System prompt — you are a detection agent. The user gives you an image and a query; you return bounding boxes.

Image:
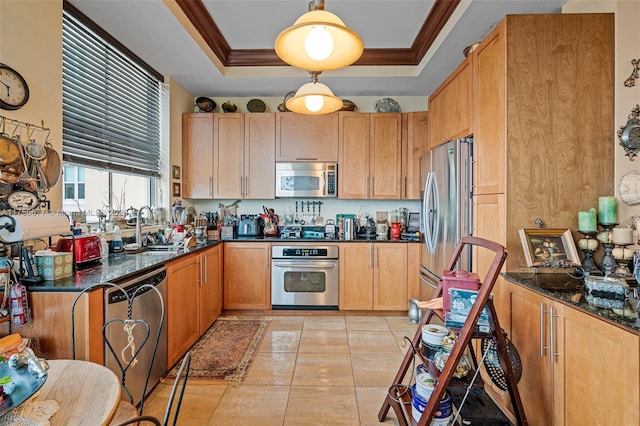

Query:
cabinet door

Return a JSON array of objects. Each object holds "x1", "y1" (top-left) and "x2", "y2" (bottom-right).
[
  {"x1": 223, "y1": 242, "x2": 270, "y2": 309},
  {"x1": 339, "y1": 243, "x2": 373, "y2": 310},
  {"x1": 374, "y1": 243, "x2": 408, "y2": 310},
  {"x1": 428, "y1": 57, "x2": 473, "y2": 147},
  {"x1": 403, "y1": 112, "x2": 428, "y2": 200},
  {"x1": 554, "y1": 303, "x2": 639, "y2": 426},
  {"x1": 167, "y1": 255, "x2": 201, "y2": 368},
  {"x1": 275, "y1": 113, "x2": 339, "y2": 161},
  {"x1": 199, "y1": 245, "x2": 222, "y2": 334},
  {"x1": 338, "y1": 112, "x2": 370, "y2": 199},
  {"x1": 407, "y1": 243, "x2": 421, "y2": 301},
  {"x1": 473, "y1": 23, "x2": 506, "y2": 195},
  {"x1": 182, "y1": 113, "x2": 213, "y2": 198},
  {"x1": 509, "y1": 284, "x2": 553, "y2": 425},
  {"x1": 370, "y1": 113, "x2": 402, "y2": 199},
  {"x1": 245, "y1": 113, "x2": 275, "y2": 199},
  {"x1": 213, "y1": 113, "x2": 245, "y2": 199}
]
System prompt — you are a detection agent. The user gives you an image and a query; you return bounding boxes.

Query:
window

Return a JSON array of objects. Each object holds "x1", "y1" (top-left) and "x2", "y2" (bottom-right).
[{"x1": 61, "y1": 2, "x2": 162, "y2": 218}]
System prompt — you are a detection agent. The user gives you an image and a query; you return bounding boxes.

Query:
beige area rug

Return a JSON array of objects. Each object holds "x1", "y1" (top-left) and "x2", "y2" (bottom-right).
[{"x1": 165, "y1": 317, "x2": 269, "y2": 386}]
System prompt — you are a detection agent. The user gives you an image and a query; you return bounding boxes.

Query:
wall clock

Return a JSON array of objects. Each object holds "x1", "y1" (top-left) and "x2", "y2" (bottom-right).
[
  {"x1": 618, "y1": 104, "x2": 640, "y2": 161},
  {"x1": 0, "y1": 63, "x2": 30, "y2": 111}
]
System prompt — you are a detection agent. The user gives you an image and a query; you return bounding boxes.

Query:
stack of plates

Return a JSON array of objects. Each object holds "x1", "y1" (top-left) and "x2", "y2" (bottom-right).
[{"x1": 619, "y1": 170, "x2": 640, "y2": 205}]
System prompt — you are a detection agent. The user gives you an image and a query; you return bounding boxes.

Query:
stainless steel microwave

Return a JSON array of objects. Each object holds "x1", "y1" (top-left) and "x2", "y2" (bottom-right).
[{"x1": 275, "y1": 162, "x2": 337, "y2": 198}]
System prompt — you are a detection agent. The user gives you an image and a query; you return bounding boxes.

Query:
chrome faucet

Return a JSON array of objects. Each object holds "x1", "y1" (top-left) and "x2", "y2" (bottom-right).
[{"x1": 136, "y1": 206, "x2": 154, "y2": 248}]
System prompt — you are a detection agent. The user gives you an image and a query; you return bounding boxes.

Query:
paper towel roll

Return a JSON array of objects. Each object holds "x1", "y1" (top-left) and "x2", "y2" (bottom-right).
[{"x1": 0, "y1": 214, "x2": 71, "y2": 243}]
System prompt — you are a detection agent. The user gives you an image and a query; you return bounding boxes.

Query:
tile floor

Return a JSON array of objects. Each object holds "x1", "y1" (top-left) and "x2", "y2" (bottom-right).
[{"x1": 142, "y1": 314, "x2": 419, "y2": 425}]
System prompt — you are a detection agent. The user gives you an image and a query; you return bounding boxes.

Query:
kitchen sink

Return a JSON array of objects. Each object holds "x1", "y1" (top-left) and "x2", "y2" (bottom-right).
[{"x1": 145, "y1": 244, "x2": 180, "y2": 251}]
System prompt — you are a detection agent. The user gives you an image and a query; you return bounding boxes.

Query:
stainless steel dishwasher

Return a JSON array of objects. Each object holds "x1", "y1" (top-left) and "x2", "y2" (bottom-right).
[{"x1": 104, "y1": 265, "x2": 167, "y2": 406}]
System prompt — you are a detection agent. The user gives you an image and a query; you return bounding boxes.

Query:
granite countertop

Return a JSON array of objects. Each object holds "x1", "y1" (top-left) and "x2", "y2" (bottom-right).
[
  {"x1": 502, "y1": 272, "x2": 639, "y2": 334},
  {"x1": 23, "y1": 241, "x2": 221, "y2": 292}
]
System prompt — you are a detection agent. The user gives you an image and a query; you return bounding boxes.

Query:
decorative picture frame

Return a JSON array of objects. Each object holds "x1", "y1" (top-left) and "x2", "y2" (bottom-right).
[
  {"x1": 172, "y1": 165, "x2": 181, "y2": 180},
  {"x1": 519, "y1": 229, "x2": 580, "y2": 267},
  {"x1": 172, "y1": 182, "x2": 181, "y2": 197}
]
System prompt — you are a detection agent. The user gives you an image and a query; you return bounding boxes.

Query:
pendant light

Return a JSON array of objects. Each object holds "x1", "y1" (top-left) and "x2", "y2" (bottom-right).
[
  {"x1": 275, "y1": 0, "x2": 364, "y2": 71},
  {"x1": 286, "y1": 72, "x2": 343, "y2": 115}
]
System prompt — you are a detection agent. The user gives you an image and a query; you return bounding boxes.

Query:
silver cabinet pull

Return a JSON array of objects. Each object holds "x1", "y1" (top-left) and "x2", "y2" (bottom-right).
[
  {"x1": 369, "y1": 245, "x2": 373, "y2": 268},
  {"x1": 209, "y1": 177, "x2": 213, "y2": 196},
  {"x1": 197, "y1": 256, "x2": 203, "y2": 286},
  {"x1": 203, "y1": 254, "x2": 208, "y2": 284},
  {"x1": 540, "y1": 303, "x2": 545, "y2": 357},
  {"x1": 550, "y1": 306, "x2": 559, "y2": 363}
]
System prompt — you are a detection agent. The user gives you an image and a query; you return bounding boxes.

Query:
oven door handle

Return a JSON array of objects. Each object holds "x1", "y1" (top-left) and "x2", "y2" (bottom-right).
[{"x1": 272, "y1": 262, "x2": 337, "y2": 269}]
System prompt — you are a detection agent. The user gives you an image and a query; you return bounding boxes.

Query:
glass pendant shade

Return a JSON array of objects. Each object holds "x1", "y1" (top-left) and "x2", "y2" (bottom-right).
[
  {"x1": 286, "y1": 80, "x2": 343, "y2": 115},
  {"x1": 275, "y1": 10, "x2": 364, "y2": 71}
]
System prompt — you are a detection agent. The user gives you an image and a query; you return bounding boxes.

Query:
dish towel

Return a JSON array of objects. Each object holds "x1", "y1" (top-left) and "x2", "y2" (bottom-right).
[{"x1": 0, "y1": 400, "x2": 59, "y2": 426}]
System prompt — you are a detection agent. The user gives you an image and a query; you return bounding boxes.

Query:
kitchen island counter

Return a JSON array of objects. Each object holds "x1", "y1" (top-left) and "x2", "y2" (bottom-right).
[{"x1": 503, "y1": 272, "x2": 639, "y2": 334}]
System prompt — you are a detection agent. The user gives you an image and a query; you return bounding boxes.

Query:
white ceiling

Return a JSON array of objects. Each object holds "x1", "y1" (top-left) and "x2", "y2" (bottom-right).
[{"x1": 68, "y1": 0, "x2": 567, "y2": 99}]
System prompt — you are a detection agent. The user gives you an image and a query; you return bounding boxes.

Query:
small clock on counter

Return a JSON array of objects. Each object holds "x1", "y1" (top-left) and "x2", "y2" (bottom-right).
[{"x1": 0, "y1": 63, "x2": 29, "y2": 111}]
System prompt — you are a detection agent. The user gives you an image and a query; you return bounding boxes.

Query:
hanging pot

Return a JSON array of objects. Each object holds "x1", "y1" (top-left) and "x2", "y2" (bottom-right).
[
  {"x1": 0, "y1": 134, "x2": 22, "y2": 166},
  {"x1": 38, "y1": 144, "x2": 61, "y2": 188}
]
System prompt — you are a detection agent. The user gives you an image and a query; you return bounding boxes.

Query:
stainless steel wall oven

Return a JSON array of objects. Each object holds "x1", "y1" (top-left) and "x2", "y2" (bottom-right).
[{"x1": 271, "y1": 245, "x2": 339, "y2": 309}]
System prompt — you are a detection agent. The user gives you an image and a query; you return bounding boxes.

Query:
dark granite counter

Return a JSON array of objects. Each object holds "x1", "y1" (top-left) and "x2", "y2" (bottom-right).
[
  {"x1": 23, "y1": 241, "x2": 222, "y2": 292},
  {"x1": 226, "y1": 236, "x2": 421, "y2": 243},
  {"x1": 502, "y1": 272, "x2": 639, "y2": 334}
]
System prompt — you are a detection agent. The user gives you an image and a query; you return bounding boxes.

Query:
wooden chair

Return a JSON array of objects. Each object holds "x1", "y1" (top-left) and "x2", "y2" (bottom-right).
[
  {"x1": 113, "y1": 351, "x2": 192, "y2": 426},
  {"x1": 71, "y1": 281, "x2": 165, "y2": 424}
]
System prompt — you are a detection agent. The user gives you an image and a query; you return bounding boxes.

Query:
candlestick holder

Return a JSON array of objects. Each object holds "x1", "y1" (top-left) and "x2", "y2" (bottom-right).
[
  {"x1": 613, "y1": 243, "x2": 634, "y2": 277},
  {"x1": 577, "y1": 231, "x2": 599, "y2": 273},
  {"x1": 597, "y1": 223, "x2": 618, "y2": 276}
]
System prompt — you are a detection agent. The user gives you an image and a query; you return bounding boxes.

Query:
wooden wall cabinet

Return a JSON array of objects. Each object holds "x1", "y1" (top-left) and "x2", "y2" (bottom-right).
[
  {"x1": 402, "y1": 111, "x2": 428, "y2": 200},
  {"x1": 338, "y1": 112, "x2": 403, "y2": 199},
  {"x1": 275, "y1": 113, "x2": 339, "y2": 162},
  {"x1": 509, "y1": 283, "x2": 639, "y2": 426},
  {"x1": 339, "y1": 243, "x2": 408, "y2": 310},
  {"x1": 223, "y1": 242, "x2": 271, "y2": 309},
  {"x1": 471, "y1": 14, "x2": 614, "y2": 271},
  {"x1": 428, "y1": 56, "x2": 473, "y2": 148},
  {"x1": 182, "y1": 113, "x2": 213, "y2": 198},
  {"x1": 243, "y1": 113, "x2": 275, "y2": 199}
]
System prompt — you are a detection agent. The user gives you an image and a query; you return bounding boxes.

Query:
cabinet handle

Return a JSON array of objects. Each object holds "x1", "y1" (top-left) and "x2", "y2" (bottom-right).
[
  {"x1": 376, "y1": 245, "x2": 379, "y2": 268},
  {"x1": 402, "y1": 176, "x2": 406, "y2": 198},
  {"x1": 365, "y1": 177, "x2": 369, "y2": 197},
  {"x1": 244, "y1": 176, "x2": 249, "y2": 197},
  {"x1": 370, "y1": 245, "x2": 373, "y2": 268},
  {"x1": 550, "y1": 306, "x2": 559, "y2": 363},
  {"x1": 203, "y1": 254, "x2": 208, "y2": 284},
  {"x1": 198, "y1": 257, "x2": 203, "y2": 286},
  {"x1": 209, "y1": 177, "x2": 213, "y2": 196},
  {"x1": 371, "y1": 176, "x2": 375, "y2": 197},
  {"x1": 540, "y1": 303, "x2": 547, "y2": 357}
]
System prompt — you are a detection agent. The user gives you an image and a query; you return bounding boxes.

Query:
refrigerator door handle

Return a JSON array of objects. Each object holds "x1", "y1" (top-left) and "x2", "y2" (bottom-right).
[{"x1": 423, "y1": 171, "x2": 440, "y2": 254}]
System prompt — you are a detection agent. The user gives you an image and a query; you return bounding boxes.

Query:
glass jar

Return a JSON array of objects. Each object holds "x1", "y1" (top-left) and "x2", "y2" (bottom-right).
[{"x1": 433, "y1": 342, "x2": 472, "y2": 379}]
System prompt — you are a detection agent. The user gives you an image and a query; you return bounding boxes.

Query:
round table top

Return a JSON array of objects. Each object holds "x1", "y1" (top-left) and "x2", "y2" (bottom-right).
[{"x1": 37, "y1": 359, "x2": 121, "y2": 426}]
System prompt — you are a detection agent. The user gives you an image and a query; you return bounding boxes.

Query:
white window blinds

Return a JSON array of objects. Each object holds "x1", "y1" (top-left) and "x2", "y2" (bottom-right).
[{"x1": 62, "y1": 5, "x2": 162, "y2": 178}]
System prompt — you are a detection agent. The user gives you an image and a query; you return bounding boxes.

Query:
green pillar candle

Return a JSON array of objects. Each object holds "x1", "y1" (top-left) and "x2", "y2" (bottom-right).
[
  {"x1": 578, "y1": 208, "x2": 597, "y2": 232},
  {"x1": 598, "y1": 196, "x2": 617, "y2": 224}
]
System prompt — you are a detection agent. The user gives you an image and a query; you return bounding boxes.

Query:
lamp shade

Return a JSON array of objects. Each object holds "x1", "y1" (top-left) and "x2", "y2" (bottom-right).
[
  {"x1": 275, "y1": 10, "x2": 364, "y2": 71},
  {"x1": 286, "y1": 80, "x2": 343, "y2": 115}
]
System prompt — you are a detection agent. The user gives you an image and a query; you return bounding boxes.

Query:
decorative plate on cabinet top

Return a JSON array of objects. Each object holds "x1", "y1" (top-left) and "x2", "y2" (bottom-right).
[
  {"x1": 374, "y1": 97, "x2": 401, "y2": 113},
  {"x1": 247, "y1": 98, "x2": 266, "y2": 113}
]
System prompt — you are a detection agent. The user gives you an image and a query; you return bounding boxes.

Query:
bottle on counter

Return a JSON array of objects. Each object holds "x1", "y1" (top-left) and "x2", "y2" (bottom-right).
[
  {"x1": 338, "y1": 215, "x2": 344, "y2": 240},
  {"x1": 111, "y1": 226, "x2": 123, "y2": 253},
  {"x1": 100, "y1": 234, "x2": 109, "y2": 261}
]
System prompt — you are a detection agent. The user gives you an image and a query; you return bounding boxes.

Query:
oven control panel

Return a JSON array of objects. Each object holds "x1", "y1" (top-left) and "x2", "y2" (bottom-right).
[{"x1": 272, "y1": 245, "x2": 339, "y2": 259}]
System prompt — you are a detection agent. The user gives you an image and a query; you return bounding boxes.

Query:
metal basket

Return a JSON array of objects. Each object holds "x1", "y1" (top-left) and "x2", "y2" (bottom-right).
[{"x1": 480, "y1": 336, "x2": 523, "y2": 392}]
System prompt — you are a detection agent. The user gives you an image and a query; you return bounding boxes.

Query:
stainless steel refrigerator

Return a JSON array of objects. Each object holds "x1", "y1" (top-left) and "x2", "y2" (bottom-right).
[{"x1": 419, "y1": 137, "x2": 473, "y2": 288}]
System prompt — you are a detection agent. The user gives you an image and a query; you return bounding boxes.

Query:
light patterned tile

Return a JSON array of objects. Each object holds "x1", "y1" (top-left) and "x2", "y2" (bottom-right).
[
  {"x1": 259, "y1": 329, "x2": 301, "y2": 353},
  {"x1": 385, "y1": 315, "x2": 420, "y2": 333},
  {"x1": 243, "y1": 352, "x2": 296, "y2": 386},
  {"x1": 356, "y1": 386, "x2": 401, "y2": 425},
  {"x1": 302, "y1": 316, "x2": 346, "y2": 331},
  {"x1": 348, "y1": 330, "x2": 404, "y2": 354},
  {"x1": 345, "y1": 316, "x2": 390, "y2": 331},
  {"x1": 285, "y1": 386, "x2": 359, "y2": 426},
  {"x1": 298, "y1": 329, "x2": 349, "y2": 353},
  {"x1": 350, "y1": 353, "x2": 405, "y2": 387},
  {"x1": 206, "y1": 385, "x2": 290, "y2": 426},
  {"x1": 144, "y1": 381, "x2": 227, "y2": 425},
  {"x1": 292, "y1": 353, "x2": 353, "y2": 386},
  {"x1": 267, "y1": 315, "x2": 305, "y2": 331}
]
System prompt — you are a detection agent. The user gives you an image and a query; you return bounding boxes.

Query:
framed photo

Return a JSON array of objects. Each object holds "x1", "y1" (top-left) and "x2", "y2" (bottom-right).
[
  {"x1": 172, "y1": 165, "x2": 181, "y2": 180},
  {"x1": 519, "y1": 229, "x2": 580, "y2": 267},
  {"x1": 172, "y1": 182, "x2": 181, "y2": 197}
]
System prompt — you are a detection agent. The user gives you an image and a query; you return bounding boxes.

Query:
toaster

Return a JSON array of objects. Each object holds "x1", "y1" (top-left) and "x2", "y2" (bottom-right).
[{"x1": 56, "y1": 235, "x2": 102, "y2": 264}]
